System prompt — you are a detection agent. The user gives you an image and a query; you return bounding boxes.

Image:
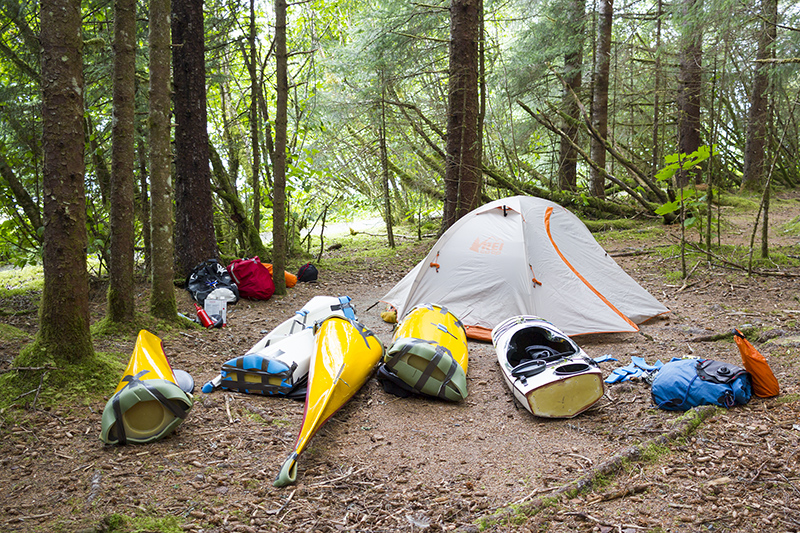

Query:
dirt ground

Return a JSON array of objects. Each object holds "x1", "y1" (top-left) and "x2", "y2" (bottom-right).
[{"x1": 1, "y1": 194, "x2": 799, "y2": 533}]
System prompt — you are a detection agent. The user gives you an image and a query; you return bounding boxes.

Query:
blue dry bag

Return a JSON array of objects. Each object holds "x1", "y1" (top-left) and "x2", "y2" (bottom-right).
[{"x1": 651, "y1": 358, "x2": 752, "y2": 411}]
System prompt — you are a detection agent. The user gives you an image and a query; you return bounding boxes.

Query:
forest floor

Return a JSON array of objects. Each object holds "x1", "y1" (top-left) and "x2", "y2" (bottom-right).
[{"x1": 1, "y1": 192, "x2": 799, "y2": 533}]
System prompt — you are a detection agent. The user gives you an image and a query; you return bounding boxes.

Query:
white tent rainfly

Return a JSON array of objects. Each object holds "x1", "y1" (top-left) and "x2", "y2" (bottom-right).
[{"x1": 381, "y1": 196, "x2": 669, "y2": 341}]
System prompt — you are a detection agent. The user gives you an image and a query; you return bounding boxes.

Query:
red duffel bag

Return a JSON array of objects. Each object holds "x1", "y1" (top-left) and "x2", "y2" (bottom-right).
[{"x1": 228, "y1": 257, "x2": 275, "y2": 300}]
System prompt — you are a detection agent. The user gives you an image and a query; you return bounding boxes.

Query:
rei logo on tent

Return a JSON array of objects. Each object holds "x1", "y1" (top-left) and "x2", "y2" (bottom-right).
[{"x1": 469, "y1": 236, "x2": 504, "y2": 255}]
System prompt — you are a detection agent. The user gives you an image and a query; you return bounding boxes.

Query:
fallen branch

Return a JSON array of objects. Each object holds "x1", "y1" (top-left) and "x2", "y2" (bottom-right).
[
  {"x1": 456, "y1": 405, "x2": 718, "y2": 533},
  {"x1": 688, "y1": 325, "x2": 759, "y2": 343},
  {"x1": 586, "y1": 483, "x2": 650, "y2": 504}
]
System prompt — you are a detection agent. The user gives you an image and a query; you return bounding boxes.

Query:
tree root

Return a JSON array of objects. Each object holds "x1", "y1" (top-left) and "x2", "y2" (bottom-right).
[{"x1": 459, "y1": 405, "x2": 718, "y2": 533}]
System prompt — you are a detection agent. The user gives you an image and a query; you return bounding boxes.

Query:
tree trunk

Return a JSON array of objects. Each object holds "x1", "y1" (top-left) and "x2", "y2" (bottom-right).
[
  {"x1": 677, "y1": 0, "x2": 703, "y2": 187},
  {"x1": 248, "y1": 0, "x2": 261, "y2": 232},
  {"x1": 380, "y1": 83, "x2": 395, "y2": 249},
  {"x1": 172, "y1": 0, "x2": 217, "y2": 278},
  {"x1": 136, "y1": 130, "x2": 151, "y2": 279},
  {"x1": 108, "y1": 0, "x2": 136, "y2": 322},
  {"x1": 149, "y1": 0, "x2": 177, "y2": 320},
  {"x1": 0, "y1": 149, "x2": 42, "y2": 239},
  {"x1": 38, "y1": 0, "x2": 94, "y2": 362},
  {"x1": 741, "y1": 0, "x2": 777, "y2": 191},
  {"x1": 85, "y1": 114, "x2": 111, "y2": 205},
  {"x1": 558, "y1": 0, "x2": 585, "y2": 192},
  {"x1": 442, "y1": 0, "x2": 481, "y2": 232},
  {"x1": 650, "y1": 0, "x2": 663, "y2": 178},
  {"x1": 589, "y1": 0, "x2": 613, "y2": 199},
  {"x1": 272, "y1": 0, "x2": 288, "y2": 296}
]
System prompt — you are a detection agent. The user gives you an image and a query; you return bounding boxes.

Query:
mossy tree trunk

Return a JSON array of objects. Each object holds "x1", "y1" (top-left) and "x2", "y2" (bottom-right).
[
  {"x1": 108, "y1": 0, "x2": 136, "y2": 322},
  {"x1": 149, "y1": 0, "x2": 177, "y2": 320},
  {"x1": 557, "y1": 0, "x2": 585, "y2": 192},
  {"x1": 741, "y1": 0, "x2": 777, "y2": 192},
  {"x1": 38, "y1": 0, "x2": 94, "y2": 362},
  {"x1": 676, "y1": 0, "x2": 703, "y2": 187}
]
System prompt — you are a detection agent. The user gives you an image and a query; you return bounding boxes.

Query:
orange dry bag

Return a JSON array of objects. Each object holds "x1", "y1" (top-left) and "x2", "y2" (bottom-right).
[
  {"x1": 261, "y1": 263, "x2": 298, "y2": 288},
  {"x1": 734, "y1": 329, "x2": 779, "y2": 398}
]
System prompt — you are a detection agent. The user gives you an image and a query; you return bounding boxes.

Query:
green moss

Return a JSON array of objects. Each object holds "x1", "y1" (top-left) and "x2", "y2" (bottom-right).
[
  {"x1": 92, "y1": 311, "x2": 196, "y2": 338},
  {"x1": 641, "y1": 442, "x2": 671, "y2": 462},
  {"x1": 0, "y1": 346, "x2": 123, "y2": 410},
  {"x1": 715, "y1": 192, "x2": 759, "y2": 209},
  {"x1": 0, "y1": 323, "x2": 31, "y2": 341},
  {"x1": 101, "y1": 512, "x2": 184, "y2": 533}
]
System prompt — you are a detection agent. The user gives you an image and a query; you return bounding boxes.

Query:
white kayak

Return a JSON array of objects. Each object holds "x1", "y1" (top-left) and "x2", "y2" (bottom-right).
[
  {"x1": 201, "y1": 296, "x2": 356, "y2": 395},
  {"x1": 247, "y1": 295, "x2": 356, "y2": 353},
  {"x1": 492, "y1": 316, "x2": 604, "y2": 418}
]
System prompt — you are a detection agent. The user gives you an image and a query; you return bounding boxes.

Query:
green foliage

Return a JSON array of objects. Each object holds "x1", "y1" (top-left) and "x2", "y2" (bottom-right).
[{"x1": 654, "y1": 146, "x2": 716, "y2": 226}]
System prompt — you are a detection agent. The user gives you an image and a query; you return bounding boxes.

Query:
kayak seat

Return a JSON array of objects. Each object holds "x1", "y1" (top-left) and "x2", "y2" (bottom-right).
[
  {"x1": 507, "y1": 327, "x2": 577, "y2": 367},
  {"x1": 511, "y1": 359, "x2": 547, "y2": 379}
]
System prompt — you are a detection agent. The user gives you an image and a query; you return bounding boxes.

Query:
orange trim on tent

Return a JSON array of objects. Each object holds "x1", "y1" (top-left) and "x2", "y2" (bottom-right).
[
  {"x1": 464, "y1": 325, "x2": 492, "y2": 342},
  {"x1": 429, "y1": 251, "x2": 441, "y2": 271},
  {"x1": 544, "y1": 207, "x2": 638, "y2": 331}
]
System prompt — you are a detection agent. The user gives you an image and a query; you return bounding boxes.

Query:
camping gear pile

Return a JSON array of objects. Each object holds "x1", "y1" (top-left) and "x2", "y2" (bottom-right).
[
  {"x1": 99, "y1": 196, "x2": 782, "y2": 489},
  {"x1": 185, "y1": 258, "x2": 317, "y2": 327}
]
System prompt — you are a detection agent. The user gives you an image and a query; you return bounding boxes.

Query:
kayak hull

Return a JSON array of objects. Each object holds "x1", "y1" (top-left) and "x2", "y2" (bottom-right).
[
  {"x1": 202, "y1": 296, "x2": 355, "y2": 395},
  {"x1": 380, "y1": 303, "x2": 469, "y2": 401},
  {"x1": 100, "y1": 330, "x2": 193, "y2": 445},
  {"x1": 492, "y1": 316, "x2": 603, "y2": 418},
  {"x1": 274, "y1": 316, "x2": 384, "y2": 487}
]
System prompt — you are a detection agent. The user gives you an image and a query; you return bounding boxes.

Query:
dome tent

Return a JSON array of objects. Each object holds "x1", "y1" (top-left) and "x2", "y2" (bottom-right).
[{"x1": 381, "y1": 196, "x2": 669, "y2": 341}]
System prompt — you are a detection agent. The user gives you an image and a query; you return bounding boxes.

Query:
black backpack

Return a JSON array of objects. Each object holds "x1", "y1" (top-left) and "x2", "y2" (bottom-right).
[
  {"x1": 297, "y1": 263, "x2": 319, "y2": 282},
  {"x1": 186, "y1": 259, "x2": 240, "y2": 306}
]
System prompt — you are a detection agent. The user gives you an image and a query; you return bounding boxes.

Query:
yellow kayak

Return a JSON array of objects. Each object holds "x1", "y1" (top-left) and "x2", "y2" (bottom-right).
[
  {"x1": 100, "y1": 330, "x2": 193, "y2": 444},
  {"x1": 378, "y1": 303, "x2": 469, "y2": 401},
  {"x1": 274, "y1": 316, "x2": 384, "y2": 487}
]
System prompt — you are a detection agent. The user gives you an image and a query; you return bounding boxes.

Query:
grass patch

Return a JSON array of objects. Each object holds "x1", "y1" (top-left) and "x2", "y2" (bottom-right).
[
  {"x1": 775, "y1": 393, "x2": 800, "y2": 404},
  {"x1": 271, "y1": 417, "x2": 293, "y2": 427},
  {"x1": 593, "y1": 225, "x2": 668, "y2": 247},
  {"x1": 319, "y1": 233, "x2": 433, "y2": 273},
  {"x1": 779, "y1": 215, "x2": 800, "y2": 236},
  {"x1": 0, "y1": 264, "x2": 44, "y2": 293}
]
